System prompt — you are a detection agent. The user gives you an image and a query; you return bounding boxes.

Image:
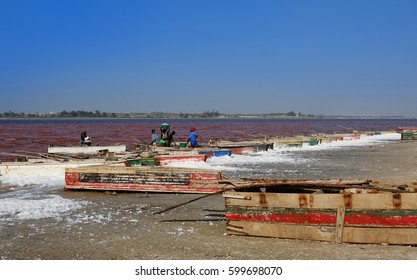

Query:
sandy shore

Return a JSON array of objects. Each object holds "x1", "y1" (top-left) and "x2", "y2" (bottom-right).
[{"x1": 1, "y1": 140, "x2": 417, "y2": 260}]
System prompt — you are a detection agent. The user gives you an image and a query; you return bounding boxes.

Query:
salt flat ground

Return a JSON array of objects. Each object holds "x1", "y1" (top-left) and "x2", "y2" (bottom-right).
[{"x1": 1, "y1": 139, "x2": 417, "y2": 260}]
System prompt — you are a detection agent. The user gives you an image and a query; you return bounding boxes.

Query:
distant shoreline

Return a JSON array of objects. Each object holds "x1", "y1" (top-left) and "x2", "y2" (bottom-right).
[
  {"x1": 0, "y1": 115, "x2": 414, "y2": 120},
  {"x1": 1, "y1": 110, "x2": 414, "y2": 119}
]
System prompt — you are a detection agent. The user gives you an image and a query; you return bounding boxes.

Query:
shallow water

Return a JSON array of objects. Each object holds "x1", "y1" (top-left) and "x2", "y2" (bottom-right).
[{"x1": 1, "y1": 118, "x2": 415, "y2": 160}]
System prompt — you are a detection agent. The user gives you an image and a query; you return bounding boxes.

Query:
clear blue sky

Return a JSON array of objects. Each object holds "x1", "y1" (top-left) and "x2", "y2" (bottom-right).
[{"x1": 1, "y1": 0, "x2": 416, "y2": 116}]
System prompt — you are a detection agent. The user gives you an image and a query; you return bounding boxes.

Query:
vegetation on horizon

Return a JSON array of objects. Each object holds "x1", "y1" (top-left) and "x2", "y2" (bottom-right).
[
  {"x1": 0, "y1": 110, "x2": 407, "y2": 119},
  {"x1": 0, "y1": 110, "x2": 323, "y2": 119}
]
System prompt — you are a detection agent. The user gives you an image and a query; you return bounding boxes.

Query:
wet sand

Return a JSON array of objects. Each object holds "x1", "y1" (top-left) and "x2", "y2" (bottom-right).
[{"x1": 1, "y1": 140, "x2": 417, "y2": 260}]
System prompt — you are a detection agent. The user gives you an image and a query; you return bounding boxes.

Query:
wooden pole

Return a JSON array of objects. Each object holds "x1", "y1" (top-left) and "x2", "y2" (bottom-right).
[
  {"x1": 159, "y1": 218, "x2": 226, "y2": 223},
  {"x1": 153, "y1": 190, "x2": 225, "y2": 215},
  {"x1": 153, "y1": 181, "x2": 252, "y2": 215}
]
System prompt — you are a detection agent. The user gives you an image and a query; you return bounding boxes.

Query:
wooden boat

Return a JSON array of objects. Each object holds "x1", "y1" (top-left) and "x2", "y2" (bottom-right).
[
  {"x1": 285, "y1": 142, "x2": 303, "y2": 148},
  {"x1": 301, "y1": 139, "x2": 321, "y2": 147},
  {"x1": 48, "y1": 144, "x2": 127, "y2": 155},
  {"x1": 341, "y1": 134, "x2": 361, "y2": 141},
  {"x1": 65, "y1": 166, "x2": 229, "y2": 193},
  {"x1": 0, "y1": 158, "x2": 122, "y2": 183},
  {"x1": 223, "y1": 179, "x2": 417, "y2": 245},
  {"x1": 198, "y1": 149, "x2": 232, "y2": 158},
  {"x1": 208, "y1": 140, "x2": 273, "y2": 155},
  {"x1": 274, "y1": 136, "x2": 324, "y2": 149},
  {"x1": 400, "y1": 132, "x2": 417, "y2": 140},
  {"x1": 124, "y1": 153, "x2": 208, "y2": 167},
  {"x1": 397, "y1": 127, "x2": 417, "y2": 132},
  {"x1": 124, "y1": 157, "x2": 157, "y2": 167},
  {"x1": 154, "y1": 154, "x2": 208, "y2": 166},
  {"x1": 125, "y1": 146, "x2": 231, "y2": 168}
]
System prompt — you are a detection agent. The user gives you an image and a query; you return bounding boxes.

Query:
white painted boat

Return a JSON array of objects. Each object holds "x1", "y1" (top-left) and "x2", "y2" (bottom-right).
[
  {"x1": 0, "y1": 159, "x2": 123, "y2": 185},
  {"x1": 47, "y1": 145, "x2": 127, "y2": 155}
]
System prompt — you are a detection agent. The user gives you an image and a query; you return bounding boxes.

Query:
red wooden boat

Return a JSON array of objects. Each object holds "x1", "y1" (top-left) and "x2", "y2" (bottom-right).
[
  {"x1": 65, "y1": 166, "x2": 228, "y2": 193},
  {"x1": 154, "y1": 154, "x2": 207, "y2": 166},
  {"x1": 208, "y1": 141, "x2": 273, "y2": 155},
  {"x1": 397, "y1": 127, "x2": 417, "y2": 132},
  {"x1": 224, "y1": 179, "x2": 417, "y2": 244}
]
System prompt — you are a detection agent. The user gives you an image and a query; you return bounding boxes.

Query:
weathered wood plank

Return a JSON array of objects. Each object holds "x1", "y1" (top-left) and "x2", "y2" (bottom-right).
[
  {"x1": 226, "y1": 207, "x2": 417, "y2": 227},
  {"x1": 224, "y1": 192, "x2": 417, "y2": 210},
  {"x1": 66, "y1": 166, "x2": 222, "y2": 175},
  {"x1": 65, "y1": 166, "x2": 228, "y2": 193},
  {"x1": 227, "y1": 220, "x2": 335, "y2": 242},
  {"x1": 223, "y1": 193, "x2": 252, "y2": 200},
  {"x1": 335, "y1": 206, "x2": 345, "y2": 243},
  {"x1": 226, "y1": 221, "x2": 417, "y2": 244},
  {"x1": 48, "y1": 145, "x2": 127, "y2": 154}
]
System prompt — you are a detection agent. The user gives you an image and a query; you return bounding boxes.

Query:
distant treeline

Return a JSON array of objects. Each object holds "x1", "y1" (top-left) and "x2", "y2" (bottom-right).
[
  {"x1": 0, "y1": 110, "x2": 321, "y2": 119},
  {"x1": 1, "y1": 110, "x2": 117, "y2": 118}
]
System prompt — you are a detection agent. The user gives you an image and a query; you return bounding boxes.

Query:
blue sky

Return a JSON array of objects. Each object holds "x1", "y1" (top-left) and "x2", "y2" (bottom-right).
[{"x1": 1, "y1": 0, "x2": 416, "y2": 116}]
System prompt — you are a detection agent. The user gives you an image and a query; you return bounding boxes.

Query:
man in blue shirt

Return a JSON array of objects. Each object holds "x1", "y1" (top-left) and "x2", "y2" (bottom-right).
[{"x1": 187, "y1": 127, "x2": 198, "y2": 147}]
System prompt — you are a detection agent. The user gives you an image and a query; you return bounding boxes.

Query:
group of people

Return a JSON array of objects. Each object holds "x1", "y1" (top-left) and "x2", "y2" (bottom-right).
[
  {"x1": 79, "y1": 123, "x2": 198, "y2": 148},
  {"x1": 150, "y1": 123, "x2": 198, "y2": 148}
]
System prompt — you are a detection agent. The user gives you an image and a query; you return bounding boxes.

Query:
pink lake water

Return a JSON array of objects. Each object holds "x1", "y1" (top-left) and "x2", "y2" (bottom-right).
[{"x1": 0, "y1": 118, "x2": 416, "y2": 161}]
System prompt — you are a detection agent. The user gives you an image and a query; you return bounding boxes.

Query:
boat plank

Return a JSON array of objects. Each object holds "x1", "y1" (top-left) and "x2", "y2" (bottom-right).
[
  {"x1": 48, "y1": 145, "x2": 127, "y2": 155},
  {"x1": 225, "y1": 192, "x2": 417, "y2": 210},
  {"x1": 226, "y1": 207, "x2": 417, "y2": 227},
  {"x1": 64, "y1": 166, "x2": 227, "y2": 193},
  {"x1": 66, "y1": 166, "x2": 218, "y2": 175},
  {"x1": 226, "y1": 221, "x2": 417, "y2": 244},
  {"x1": 335, "y1": 206, "x2": 345, "y2": 243}
]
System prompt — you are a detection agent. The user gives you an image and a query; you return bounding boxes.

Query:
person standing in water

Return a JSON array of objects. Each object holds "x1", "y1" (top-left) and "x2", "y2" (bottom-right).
[{"x1": 80, "y1": 131, "x2": 88, "y2": 146}]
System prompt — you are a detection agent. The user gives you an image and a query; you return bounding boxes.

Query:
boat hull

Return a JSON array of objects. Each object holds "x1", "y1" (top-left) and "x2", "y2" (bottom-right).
[
  {"x1": 48, "y1": 145, "x2": 127, "y2": 155},
  {"x1": 124, "y1": 158, "x2": 157, "y2": 167},
  {"x1": 198, "y1": 150, "x2": 232, "y2": 157},
  {"x1": 65, "y1": 166, "x2": 226, "y2": 193},
  {"x1": 401, "y1": 132, "x2": 417, "y2": 140},
  {"x1": 154, "y1": 154, "x2": 207, "y2": 166},
  {"x1": 0, "y1": 159, "x2": 119, "y2": 184},
  {"x1": 211, "y1": 143, "x2": 273, "y2": 155},
  {"x1": 224, "y1": 180, "x2": 417, "y2": 244}
]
